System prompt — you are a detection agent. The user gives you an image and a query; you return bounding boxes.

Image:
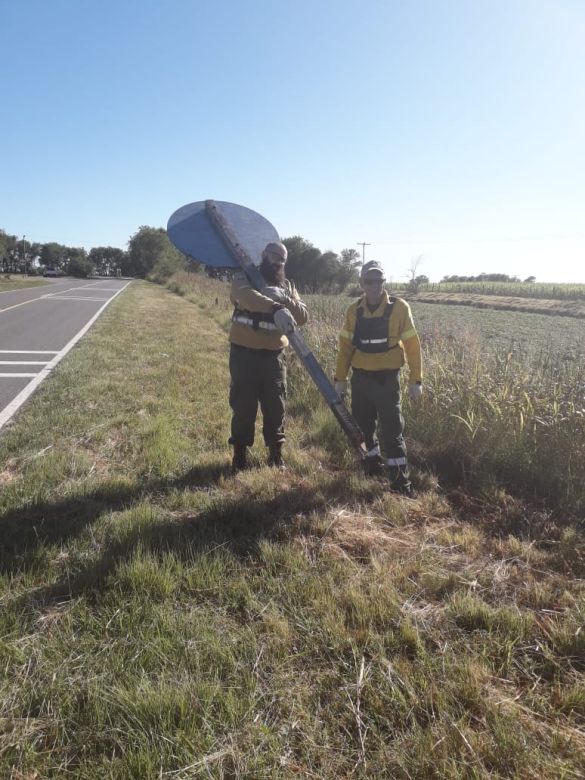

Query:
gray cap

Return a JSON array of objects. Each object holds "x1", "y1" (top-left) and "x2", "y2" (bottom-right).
[
  {"x1": 263, "y1": 241, "x2": 288, "y2": 261},
  {"x1": 360, "y1": 260, "x2": 385, "y2": 279}
]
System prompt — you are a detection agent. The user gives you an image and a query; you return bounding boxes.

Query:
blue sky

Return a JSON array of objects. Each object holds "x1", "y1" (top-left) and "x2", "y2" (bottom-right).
[{"x1": 2, "y1": 0, "x2": 584, "y2": 282}]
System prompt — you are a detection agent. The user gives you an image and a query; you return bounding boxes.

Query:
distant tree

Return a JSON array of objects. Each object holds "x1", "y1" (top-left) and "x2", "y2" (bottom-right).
[
  {"x1": 524, "y1": 275, "x2": 536, "y2": 283},
  {"x1": 0, "y1": 230, "x2": 16, "y2": 271},
  {"x1": 282, "y1": 236, "x2": 321, "y2": 291},
  {"x1": 441, "y1": 272, "x2": 524, "y2": 284},
  {"x1": 127, "y1": 226, "x2": 185, "y2": 279},
  {"x1": 336, "y1": 248, "x2": 361, "y2": 290},
  {"x1": 88, "y1": 246, "x2": 127, "y2": 276},
  {"x1": 407, "y1": 255, "x2": 425, "y2": 292},
  {"x1": 41, "y1": 242, "x2": 68, "y2": 271},
  {"x1": 68, "y1": 255, "x2": 95, "y2": 278}
]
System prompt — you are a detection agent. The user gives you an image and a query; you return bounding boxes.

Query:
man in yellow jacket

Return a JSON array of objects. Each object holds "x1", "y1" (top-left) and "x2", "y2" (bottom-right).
[
  {"x1": 334, "y1": 260, "x2": 422, "y2": 495},
  {"x1": 229, "y1": 241, "x2": 308, "y2": 471}
]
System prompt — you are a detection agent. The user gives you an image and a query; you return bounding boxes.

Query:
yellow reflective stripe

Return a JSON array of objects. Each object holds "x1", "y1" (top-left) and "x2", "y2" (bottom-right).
[
  {"x1": 340, "y1": 329, "x2": 353, "y2": 341},
  {"x1": 400, "y1": 328, "x2": 416, "y2": 341}
]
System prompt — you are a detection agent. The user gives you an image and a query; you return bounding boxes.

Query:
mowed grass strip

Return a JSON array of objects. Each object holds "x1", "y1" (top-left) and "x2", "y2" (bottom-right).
[
  {"x1": 0, "y1": 277, "x2": 50, "y2": 292},
  {"x1": 0, "y1": 280, "x2": 584, "y2": 778}
]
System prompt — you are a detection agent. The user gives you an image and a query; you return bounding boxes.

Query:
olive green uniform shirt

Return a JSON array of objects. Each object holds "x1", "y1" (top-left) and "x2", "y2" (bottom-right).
[{"x1": 229, "y1": 272, "x2": 308, "y2": 350}]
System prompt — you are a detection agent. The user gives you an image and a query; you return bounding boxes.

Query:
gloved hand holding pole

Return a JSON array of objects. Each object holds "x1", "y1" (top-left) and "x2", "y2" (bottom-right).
[
  {"x1": 263, "y1": 286, "x2": 289, "y2": 304},
  {"x1": 273, "y1": 306, "x2": 296, "y2": 336},
  {"x1": 334, "y1": 380, "x2": 348, "y2": 399},
  {"x1": 408, "y1": 383, "x2": 422, "y2": 401}
]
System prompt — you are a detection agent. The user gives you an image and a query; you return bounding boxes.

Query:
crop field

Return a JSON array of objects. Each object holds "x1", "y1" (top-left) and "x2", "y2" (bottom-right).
[
  {"x1": 0, "y1": 273, "x2": 583, "y2": 778},
  {"x1": 412, "y1": 282, "x2": 585, "y2": 301}
]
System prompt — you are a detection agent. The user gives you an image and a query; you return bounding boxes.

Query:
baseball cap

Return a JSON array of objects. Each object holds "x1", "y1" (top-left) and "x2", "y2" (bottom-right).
[
  {"x1": 263, "y1": 241, "x2": 288, "y2": 261},
  {"x1": 360, "y1": 260, "x2": 385, "y2": 279}
]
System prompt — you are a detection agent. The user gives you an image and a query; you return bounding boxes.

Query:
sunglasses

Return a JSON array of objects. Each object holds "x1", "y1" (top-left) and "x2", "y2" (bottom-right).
[{"x1": 362, "y1": 277, "x2": 384, "y2": 285}]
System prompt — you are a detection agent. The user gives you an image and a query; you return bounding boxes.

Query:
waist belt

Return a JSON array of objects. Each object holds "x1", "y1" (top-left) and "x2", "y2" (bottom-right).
[
  {"x1": 231, "y1": 343, "x2": 283, "y2": 356},
  {"x1": 232, "y1": 315, "x2": 278, "y2": 331},
  {"x1": 352, "y1": 367, "x2": 399, "y2": 378}
]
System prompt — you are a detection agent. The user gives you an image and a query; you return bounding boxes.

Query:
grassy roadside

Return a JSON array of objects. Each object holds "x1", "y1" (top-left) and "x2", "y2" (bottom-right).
[
  {"x1": 0, "y1": 278, "x2": 50, "y2": 292},
  {"x1": 1, "y1": 280, "x2": 584, "y2": 778}
]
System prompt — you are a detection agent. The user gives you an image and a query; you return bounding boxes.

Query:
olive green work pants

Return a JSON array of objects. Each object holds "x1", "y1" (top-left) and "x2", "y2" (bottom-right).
[
  {"x1": 350, "y1": 368, "x2": 408, "y2": 464},
  {"x1": 228, "y1": 344, "x2": 287, "y2": 448}
]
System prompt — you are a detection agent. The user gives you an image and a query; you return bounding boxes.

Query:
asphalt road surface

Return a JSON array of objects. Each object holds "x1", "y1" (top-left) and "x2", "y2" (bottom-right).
[{"x1": 0, "y1": 277, "x2": 131, "y2": 431}]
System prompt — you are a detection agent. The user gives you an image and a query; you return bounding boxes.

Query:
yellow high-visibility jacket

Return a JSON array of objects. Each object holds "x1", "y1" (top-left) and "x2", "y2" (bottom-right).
[
  {"x1": 229, "y1": 272, "x2": 308, "y2": 350},
  {"x1": 335, "y1": 291, "x2": 422, "y2": 383}
]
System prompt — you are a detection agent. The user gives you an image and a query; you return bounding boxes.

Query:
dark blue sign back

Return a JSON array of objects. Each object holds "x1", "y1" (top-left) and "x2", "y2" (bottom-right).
[{"x1": 167, "y1": 200, "x2": 280, "y2": 268}]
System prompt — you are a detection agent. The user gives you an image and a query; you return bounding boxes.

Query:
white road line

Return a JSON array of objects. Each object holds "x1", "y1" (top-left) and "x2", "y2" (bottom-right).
[
  {"x1": 0, "y1": 286, "x2": 46, "y2": 295},
  {"x1": 43, "y1": 286, "x2": 111, "y2": 298},
  {"x1": 0, "y1": 281, "x2": 132, "y2": 432},
  {"x1": 0, "y1": 361, "x2": 49, "y2": 365},
  {"x1": 0, "y1": 374, "x2": 38, "y2": 378},
  {"x1": 0, "y1": 350, "x2": 59, "y2": 354},
  {"x1": 44, "y1": 296, "x2": 110, "y2": 302},
  {"x1": 0, "y1": 284, "x2": 117, "y2": 314},
  {"x1": 0, "y1": 280, "x2": 83, "y2": 296},
  {"x1": 0, "y1": 298, "x2": 44, "y2": 314}
]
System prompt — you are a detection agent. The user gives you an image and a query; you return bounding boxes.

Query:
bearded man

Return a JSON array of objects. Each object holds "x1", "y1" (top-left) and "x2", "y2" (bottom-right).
[{"x1": 228, "y1": 241, "x2": 308, "y2": 471}]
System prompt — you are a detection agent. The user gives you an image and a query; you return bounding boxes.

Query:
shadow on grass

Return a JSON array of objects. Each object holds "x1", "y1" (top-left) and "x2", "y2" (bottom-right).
[
  {"x1": 0, "y1": 461, "x2": 231, "y2": 574},
  {"x1": 0, "y1": 460, "x2": 354, "y2": 612}
]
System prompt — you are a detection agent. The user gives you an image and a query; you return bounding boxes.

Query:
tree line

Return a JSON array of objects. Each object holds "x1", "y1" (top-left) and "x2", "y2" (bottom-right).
[
  {"x1": 0, "y1": 227, "x2": 184, "y2": 280},
  {"x1": 441, "y1": 273, "x2": 536, "y2": 283},
  {"x1": 2, "y1": 226, "x2": 542, "y2": 291},
  {"x1": 1, "y1": 226, "x2": 364, "y2": 291}
]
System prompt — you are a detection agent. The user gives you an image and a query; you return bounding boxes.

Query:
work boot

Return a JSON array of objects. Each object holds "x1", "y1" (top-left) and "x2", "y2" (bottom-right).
[
  {"x1": 231, "y1": 445, "x2": 248, "y2": 473},
  {"x1": 389, "y1": 465, "x2": 414, "y2": 497},
  {"x1": 363, "y1": 453, "x2": 385, "y2": 477},
  {"x1": 267, "y1": 443, "x2": 285, "y2": 469}
]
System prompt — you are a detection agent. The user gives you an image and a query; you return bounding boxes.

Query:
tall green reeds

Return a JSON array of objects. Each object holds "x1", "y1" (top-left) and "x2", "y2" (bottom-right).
[{"x1": 305, "y1": 293, "x2": 585, "y2": 516}]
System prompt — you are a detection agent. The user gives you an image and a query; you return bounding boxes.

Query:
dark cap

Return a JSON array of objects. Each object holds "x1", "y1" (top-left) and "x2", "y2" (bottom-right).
[
  {"x1": 262, "y1": 241, "x2": 288, "y2": 261},
  {"x1": 360, "y1": 260, "x2": 386, "y2": 280}
]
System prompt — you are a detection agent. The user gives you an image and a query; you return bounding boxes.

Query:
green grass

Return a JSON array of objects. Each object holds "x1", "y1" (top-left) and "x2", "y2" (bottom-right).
[
  {"x1": 302, "y1": 294, "x2": 585, "y2": 516},
  {"x1": 0, "y1": 277, "x2": 50, "y2": 292},
  {"x1": 0, "y1": 278, "x2": 583, "y2": 778}
]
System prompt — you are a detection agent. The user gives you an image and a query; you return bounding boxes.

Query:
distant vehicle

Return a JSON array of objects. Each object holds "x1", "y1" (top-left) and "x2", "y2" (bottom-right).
[{"x1": 43, "y1": 268, "x2": 58, "y2": 277}]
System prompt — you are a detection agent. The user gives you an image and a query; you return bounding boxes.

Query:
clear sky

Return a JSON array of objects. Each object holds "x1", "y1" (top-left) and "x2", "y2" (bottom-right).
[{"x1": 2, "y1": 0, "x2": 584, "y2": 283}]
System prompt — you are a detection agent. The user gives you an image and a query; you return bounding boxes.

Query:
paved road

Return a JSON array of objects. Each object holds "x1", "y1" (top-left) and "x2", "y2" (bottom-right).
[{"x1": 0, "y1": 278, "x2": 131, "y2": 430}]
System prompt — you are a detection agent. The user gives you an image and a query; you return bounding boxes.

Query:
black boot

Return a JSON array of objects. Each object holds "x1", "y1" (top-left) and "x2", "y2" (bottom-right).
[
  {"x1": 363, "y1": 453, "x2": 385, "y2": 476},
  {"x1": 232, "y1": 445, "x2": 248, "y2": 473},
  {"x1": 389, "y1": 465, "x2": 414, "y2": 497},
  {"x1": 267, "y1": 443, "x2": 285, "y2": 469}
]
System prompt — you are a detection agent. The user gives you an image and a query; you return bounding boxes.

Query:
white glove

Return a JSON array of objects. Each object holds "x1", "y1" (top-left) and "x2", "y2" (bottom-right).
[
  {"x1": 334, "y1": 380, "x2": 348, "y2": 399},
  {"x1": 263, "y1": 286, "x2": 288, "y2": 304},
  {"x1": 273, "y1": 307, "x2": 296, "y2": 335},
  {"x1": 408, "y1": 383, "x2": 423, "y2": 401}
]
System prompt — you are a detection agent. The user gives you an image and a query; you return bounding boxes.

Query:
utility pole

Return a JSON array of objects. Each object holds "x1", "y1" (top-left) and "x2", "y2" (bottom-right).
[
  {"x1": 357, "y1": 242, "x2": 371, "y2": 269},
  {"x1": 22, "y1": 235, "x2": 26, "y2": 276}
]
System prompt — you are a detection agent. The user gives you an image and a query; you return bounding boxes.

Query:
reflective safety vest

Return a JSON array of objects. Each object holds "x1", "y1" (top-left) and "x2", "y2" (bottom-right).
[
  {"x1": 231, "y1": 308, "x2": 279, "y2": 331},
  {"x1": 352, "y1": 300, "x2": 400, "y2": 354}
]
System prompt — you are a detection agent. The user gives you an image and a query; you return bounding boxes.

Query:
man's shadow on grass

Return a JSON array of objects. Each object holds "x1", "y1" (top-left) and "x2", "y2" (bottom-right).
[
  {"x1": 0, "y1": 460, "x2": 231, "y2": 574},
  {"x1": 1, "y1": 460, "x2": 350, "y2": 612},
  {"x1": 23, "y1": 481, "x2": 332, "y2": 611}
]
